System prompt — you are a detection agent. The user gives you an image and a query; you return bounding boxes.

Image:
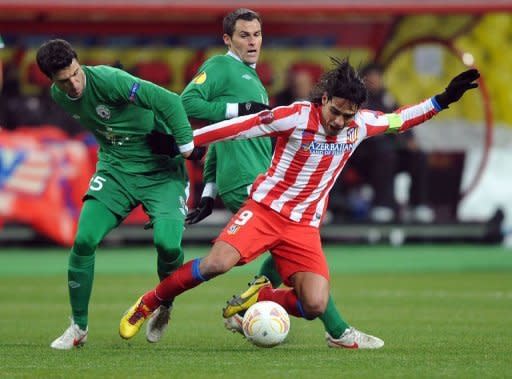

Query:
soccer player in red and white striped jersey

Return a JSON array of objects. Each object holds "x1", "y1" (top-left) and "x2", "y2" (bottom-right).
[
  {"x1": 194, "y1": 89, "x2": 439, "y2": 228},
  {"x1": 120, "y1": 59, "x2": 479, "y2": 348}
]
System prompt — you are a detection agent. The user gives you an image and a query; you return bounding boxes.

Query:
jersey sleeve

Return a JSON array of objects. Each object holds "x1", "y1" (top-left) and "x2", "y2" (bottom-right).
[
  {"x1": 357, "y1": 97, "x2": 441, "y2": 138},
  {"x1": 202, "y1": 144, "x2": 217, "y2": 184},
  {"x1": 108, "y1": 68, "x2": 193, "y2": 150},
  {"x1": 181, "y1": 61, "x2": 228, "y2": 122},
  {"x1": 193, "y1": 104, "x2": 301, "y2": 146}
]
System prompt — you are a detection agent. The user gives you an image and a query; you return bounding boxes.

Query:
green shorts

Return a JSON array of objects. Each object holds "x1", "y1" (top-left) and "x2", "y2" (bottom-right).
[
  {"x1": 220, "y1": 184, "x2": 251, "y2": 214},
  {"x1": 85, "y1": 166, "x2": 188, "y2": 222}
]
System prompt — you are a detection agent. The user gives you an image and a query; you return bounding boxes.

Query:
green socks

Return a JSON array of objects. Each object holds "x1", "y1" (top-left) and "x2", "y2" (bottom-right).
[
  {"x1": 319, "y1": 295, "x2": 350, "y2": 338},
  {"x1": 258, "y1": 255, "x2": 282, "y2": 287},
  {"x1": 68, "y1": 251, "x2": 95, "y2": 330}
]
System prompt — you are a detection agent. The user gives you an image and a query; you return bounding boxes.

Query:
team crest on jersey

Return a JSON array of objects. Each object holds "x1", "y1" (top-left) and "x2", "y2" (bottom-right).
[
  {"x1": 96, "y1": 105, "x2": 111, "y2": 120},
  {"x1": 347, "y1": 127, "x2": 358, "y2": 143},
  {"x1": 227, "y1": 224, "x2": 240, "y2": 235},
  {"x1": 193, "y1": 72, "x2": 207, "y2": 84}
]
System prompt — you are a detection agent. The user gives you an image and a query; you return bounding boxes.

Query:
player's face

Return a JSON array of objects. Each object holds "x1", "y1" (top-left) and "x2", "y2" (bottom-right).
[
  {"x1": 52, "y1": 58, "x2": 85, "y2": 98},
  {"x1": 320, "y1": 94, "x2": 358, "y2": 136},
  {"x1": 223, "y1": 19, "x2": 262, "y2": 65}
]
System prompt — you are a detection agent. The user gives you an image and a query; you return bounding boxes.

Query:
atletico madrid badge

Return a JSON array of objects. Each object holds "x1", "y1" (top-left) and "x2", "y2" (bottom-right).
[{"x1": 227, "y1": 224, "x2": 240, "y2": 235}]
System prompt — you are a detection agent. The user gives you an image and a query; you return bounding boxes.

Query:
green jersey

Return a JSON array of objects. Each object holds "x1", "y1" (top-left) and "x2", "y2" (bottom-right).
[
  {"x1": 51, "y1": 65, "x2": 192, "y2": 176},
  {"x1": 181, "y1": 54, "x2": 271, "y2": 196}
]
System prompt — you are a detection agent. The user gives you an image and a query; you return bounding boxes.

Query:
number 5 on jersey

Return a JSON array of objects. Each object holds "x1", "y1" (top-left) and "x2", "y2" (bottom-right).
[
  {"x1": 89, "y1": 175, "x2": 106, "y2": 191},
  {"x1": 227, "y1": 210, "x2": 253, "y2": 235}
]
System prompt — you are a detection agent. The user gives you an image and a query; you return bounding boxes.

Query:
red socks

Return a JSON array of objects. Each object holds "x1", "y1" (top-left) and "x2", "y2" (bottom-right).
[
  {"x1": 139, "y1": 259, "x2": 307, "y2": 320},
  {"x1": 258, "y1": 287, "x2": 304, "y2": 318},
  {"x1": 142, "y1": 259, "x2": 206, "y2": 310}
]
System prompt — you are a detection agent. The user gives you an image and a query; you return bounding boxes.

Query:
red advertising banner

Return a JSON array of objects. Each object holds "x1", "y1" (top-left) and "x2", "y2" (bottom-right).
[
  {"x1": 0, "y1": 126, "x2": 206, "y2": 245},
  {"x1": 0, "y1": 126, "x2": 95, "y2": 246}
]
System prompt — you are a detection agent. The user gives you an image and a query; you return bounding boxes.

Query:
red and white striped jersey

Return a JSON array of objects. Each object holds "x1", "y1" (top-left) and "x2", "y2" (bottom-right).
[{"x1": 194, "y1": 98, "x2": 439, "y2": 227}]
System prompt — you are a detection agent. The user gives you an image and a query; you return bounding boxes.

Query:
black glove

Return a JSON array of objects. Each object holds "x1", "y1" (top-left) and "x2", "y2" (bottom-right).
[
  {"x1": 147, "y1": 131, "x2": 180, "y2": 156},
  {"x1": 435, "y1": 69, "x2": 480, "y2": 109},
  {"x1": 186, "y1": 197, "x2": 214, "y2": 225},
  {"x1": 147, "y1": 131, "x2": 205, "y2": 160},
  {"x1": 185, "y1": 146, "x2": 206, "y2": 161},
  {"x1": 238, "y1": 102, "x2": 270, "y2": 116}
]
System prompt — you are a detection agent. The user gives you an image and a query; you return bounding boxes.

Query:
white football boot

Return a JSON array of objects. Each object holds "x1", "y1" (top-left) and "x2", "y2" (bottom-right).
[
  {"x1": 224, "y1": 314, "x2": 244, "y2": 335},
  {"x1": 145, "y1": 305, "x2": 172, "y2": 343},
  {"x1": 50, "y1": 318, "x2": 88, "y2": 350},
  {"x1": 326, "y1": 327, "x2": 384, "y2": 349}
]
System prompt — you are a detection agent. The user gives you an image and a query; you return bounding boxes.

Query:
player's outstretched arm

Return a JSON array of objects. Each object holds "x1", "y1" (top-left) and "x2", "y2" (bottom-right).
[
  {"x1": 434, "y1": 69, "x2": 480, "y2": 109},
  {"x1": 364, "y1": 69, "x2": 480, "y2": 138},
  {"x1": 194, "y1": 104, "x2": 300, "y2": 147}
]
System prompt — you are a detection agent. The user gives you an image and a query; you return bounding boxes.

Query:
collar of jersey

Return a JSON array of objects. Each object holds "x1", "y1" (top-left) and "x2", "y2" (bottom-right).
[{"x1": 226, "y1": 50, "x2": 256, "y2": 69}]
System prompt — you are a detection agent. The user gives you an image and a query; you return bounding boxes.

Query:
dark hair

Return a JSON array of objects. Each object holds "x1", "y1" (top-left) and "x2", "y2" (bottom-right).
[
  {"x1": 36, "y1": 39, "x2": 78, "y2": 78},
  {"x1": 359, "y1": 62, "x2": 383, "y2": 78},
  {"x1": 223, "y1": 8, "x2": 262, "y2": 37},
  {"x1": 309, "y1": 57, "x2": 367, "y2": 106}
]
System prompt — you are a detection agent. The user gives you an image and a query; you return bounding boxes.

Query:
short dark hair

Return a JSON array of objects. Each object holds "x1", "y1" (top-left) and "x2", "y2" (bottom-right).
[
  {"x1": 36, "y1": 39, "x2": 78, "y2": 78},
  {"x1": 223, "y1": 8, "x2": 262, "y2": 37},
  {"x1": 309, "y1": 57, "x2": 367, "y2": 107}
]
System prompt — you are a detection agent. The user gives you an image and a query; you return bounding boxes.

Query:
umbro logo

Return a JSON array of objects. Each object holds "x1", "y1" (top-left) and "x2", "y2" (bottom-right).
[
  {"x1": 242, "y1": 74, "x2": 252, "y2": 80},
  {"x1": 68, "y1": 281, "x2": 81, "y2": 289}
]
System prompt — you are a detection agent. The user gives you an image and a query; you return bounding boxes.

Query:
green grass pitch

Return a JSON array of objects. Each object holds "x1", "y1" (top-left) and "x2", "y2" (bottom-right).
[{"x1": 1, "y1": 244, "x2": 511, "y2": 378}]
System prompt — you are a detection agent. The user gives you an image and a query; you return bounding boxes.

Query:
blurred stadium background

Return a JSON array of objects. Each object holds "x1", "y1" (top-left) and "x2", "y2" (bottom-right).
[
  {"x1": 1, "y1": 2, "x2": 512, "y2": 378},
  {"x1": 1, "y1": 1, "x2": 512, "y2": 246}
]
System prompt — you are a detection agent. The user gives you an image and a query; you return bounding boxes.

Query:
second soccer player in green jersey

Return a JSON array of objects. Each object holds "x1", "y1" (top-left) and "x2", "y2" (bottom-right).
[
  {"x1": 37, "y1": 39, "x2": 202, "y2": 349},
  {"x1": 180, "y1": 8, "x2": 356, "y2": 348}
]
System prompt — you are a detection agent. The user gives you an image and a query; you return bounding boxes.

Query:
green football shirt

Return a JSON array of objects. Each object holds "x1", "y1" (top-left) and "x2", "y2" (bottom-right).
[
  {"x1": 51, "y1": 65, "x2": 192, "y2": 176},
  {"x1": 181, "y1": 54, "x2": 271, "y2": 196}
]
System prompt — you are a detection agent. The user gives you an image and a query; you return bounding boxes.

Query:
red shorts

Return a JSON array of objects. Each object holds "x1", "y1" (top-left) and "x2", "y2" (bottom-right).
[{"x1": 216, "y1": 199, "x2": 329, "y2": 286}]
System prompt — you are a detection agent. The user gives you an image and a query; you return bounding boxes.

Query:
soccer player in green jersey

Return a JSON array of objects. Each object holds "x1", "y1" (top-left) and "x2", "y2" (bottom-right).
[
  {"x1": 36, "y1": 39, "x2": 201, "y2": 349},
  {"x1": 179, "y1": 8, "x2": 358, "y2": 348},
  {"x1": 181, "y1": 8, "x2": 271, "y2": 221}
]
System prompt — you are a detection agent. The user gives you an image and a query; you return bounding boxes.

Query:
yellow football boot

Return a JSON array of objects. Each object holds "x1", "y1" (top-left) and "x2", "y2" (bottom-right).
[
  {"x1": 222, "y1": 276, "x2": 271, "y2": 318},
  {"x1": 119, "y1": 296, "x2": 154, "y2": 339}
]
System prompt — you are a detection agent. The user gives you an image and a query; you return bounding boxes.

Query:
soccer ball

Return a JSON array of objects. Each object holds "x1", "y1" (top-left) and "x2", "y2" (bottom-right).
[{"x1": 242, "y1": 301, "x2": 290, "y2": 348}]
